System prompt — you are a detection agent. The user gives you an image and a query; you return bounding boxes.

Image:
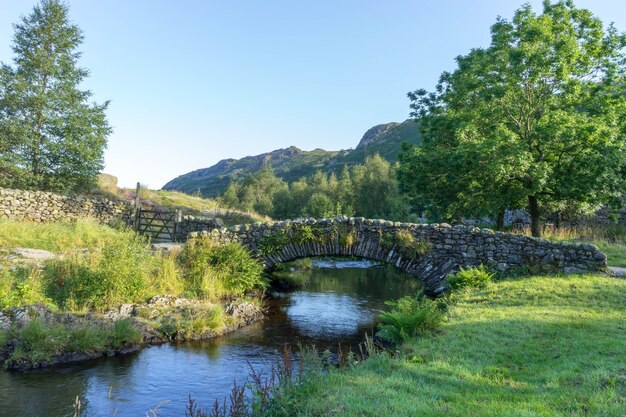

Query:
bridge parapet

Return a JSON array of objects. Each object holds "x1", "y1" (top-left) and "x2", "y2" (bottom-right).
[{"x1": 189, "y1": 217, "x2": 607, "y2": 295}]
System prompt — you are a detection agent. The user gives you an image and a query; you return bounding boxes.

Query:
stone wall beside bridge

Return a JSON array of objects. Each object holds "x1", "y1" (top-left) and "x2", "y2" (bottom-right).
[{"x1": 191, "y1": 217, "x2": 608, "y2": 295}]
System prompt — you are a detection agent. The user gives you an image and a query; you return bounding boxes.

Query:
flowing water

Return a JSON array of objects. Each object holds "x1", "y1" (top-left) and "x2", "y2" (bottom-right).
[{"x1": 0, "y1": 260, "x2": 420, "y2": 417}]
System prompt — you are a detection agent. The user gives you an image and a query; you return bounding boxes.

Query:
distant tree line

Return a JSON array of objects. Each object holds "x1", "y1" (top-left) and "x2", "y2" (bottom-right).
[{"x1": 219, "y1": 154, "x2": 412, "y2": 221}]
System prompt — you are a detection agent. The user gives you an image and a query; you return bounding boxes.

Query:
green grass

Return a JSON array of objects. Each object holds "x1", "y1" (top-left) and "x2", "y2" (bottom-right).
[
  {"x1": 269, "y1": 274, "x2": 626, "y2": 417},
  {"x1": 0, "y1": 218, "x2": 121, "y2": 253},
  {"x1": 8, "y1": 318, "x2": 141, "y2": 363},
  {"x1": 595, "y1": 242, "x2": 626, "y2": 267}
]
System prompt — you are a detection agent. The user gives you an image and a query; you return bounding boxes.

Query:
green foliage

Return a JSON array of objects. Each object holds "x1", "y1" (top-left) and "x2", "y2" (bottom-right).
[
  {"x1": 378, "y1": 229, "x2": 432, "y2": 258},
  {"x1": 0, "y1": 329, "x2": 9, "y2": 349},
  {"x1": 207, "y1": 243, "x2": 266, "y2": 297},
  {"x1": 44, "y1": 231, "x2": 154, "y2": 310},
  {"x1": 402, "y1": 1, "x2": 626, "y2": 236},
  {"x1": 377, "y1": 229, "x2": 396, "y2": 251},
  {"x1": 376, "y1": 293, "x2": 445, "y2": 344},
  {"x1": 177, "y1": 305, "x2": 225, "y2": 335},
  {"x1": 64, "y1": 326, "x2": 108, "y2": 353},
  {"x1": 12, "y1": 319, "x2": 68, "y2": 362},
  {"x1": 447, "y1": 265, "x2": 494, "y2": 290},
  {"x1": 394, "y1": 230, "x2": 432, "y2": 257},
  {"x1": 220, "y1": 164, "x2": 288, "y2": 215},
  {"x1": 334, "y1": 224, "x2": 356, "y2": 247},
  {"x1": 0, "y1": 0, "x2": 111, "y2": 192},
  {"x1": 178, "y1": 237, "x2": 265, "y2": 299},
  {"x1": 258, "y1": 224, "x2": 325, "y2": 256},
  {"x1": 0, "y1": 267, "x2": 52, "y2": 309},
  {"x1": 110, "y1": 318, "x2": 142, "y2": 346},
  {"x1": 291, "y1": 225, "x2": 325, "y2": 244},
  {"x1": 257, "y1": 230, "x2": 291, "y2": 256}
]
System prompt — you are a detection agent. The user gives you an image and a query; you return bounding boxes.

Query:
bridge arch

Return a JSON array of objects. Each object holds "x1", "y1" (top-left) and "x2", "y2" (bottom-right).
[{"x1": 190, "y1": 217, "x2": 607, "y2": 295}]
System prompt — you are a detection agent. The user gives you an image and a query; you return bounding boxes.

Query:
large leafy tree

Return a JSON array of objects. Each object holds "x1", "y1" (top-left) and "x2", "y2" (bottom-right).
[
  {"x1": 399, "y1": 0, "x2": 626, "y2": 236},
  {"x1": 0, "y1": 0, "x2": 111, "y2": 192}
]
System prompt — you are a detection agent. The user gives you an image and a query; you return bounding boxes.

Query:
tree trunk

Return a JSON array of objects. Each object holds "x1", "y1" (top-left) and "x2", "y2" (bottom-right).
[
  {"x1": 528, "y1": 195, "x2": 541, "y2": 237},
  {"x1": 555, "y1": 211, "x2": 562, "y2": 229},
  {"x1": 496, "y1": 210, "x2": 505, "y2": 230}
]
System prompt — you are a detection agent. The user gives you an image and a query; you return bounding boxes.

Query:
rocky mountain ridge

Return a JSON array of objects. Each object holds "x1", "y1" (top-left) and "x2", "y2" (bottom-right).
[{"x1": 162, "y1": 120, "x2": 422, "y2": 197}]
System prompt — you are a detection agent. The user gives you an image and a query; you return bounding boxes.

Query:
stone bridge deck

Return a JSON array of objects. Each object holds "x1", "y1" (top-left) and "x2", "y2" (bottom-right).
[{"x1": 190, "y1": 217, "x2": 607, "y2": 295}]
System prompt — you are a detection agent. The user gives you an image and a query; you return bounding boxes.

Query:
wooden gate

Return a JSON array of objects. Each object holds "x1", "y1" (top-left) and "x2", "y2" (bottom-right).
[{"x1": 136, "y1": 209, "x2": 181, "y2": 241}]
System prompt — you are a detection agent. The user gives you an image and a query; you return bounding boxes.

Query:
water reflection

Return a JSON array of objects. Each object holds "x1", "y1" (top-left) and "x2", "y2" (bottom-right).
[{"x1": 0, "y1": 261, "x2": 420, "y2": 417}]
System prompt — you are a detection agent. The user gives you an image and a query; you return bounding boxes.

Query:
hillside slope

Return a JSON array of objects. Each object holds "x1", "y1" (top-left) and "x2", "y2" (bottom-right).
[{"x1": 162, "y1": 120, "x2": 422, "y2": 197}]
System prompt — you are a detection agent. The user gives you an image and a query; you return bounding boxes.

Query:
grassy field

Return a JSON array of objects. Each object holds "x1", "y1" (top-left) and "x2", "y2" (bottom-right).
[
  {"x1": 594, "y1": 242, "x2": 626, "y2": 268},
  {"x1": 0, "y1": 218, "x2": 120, "y2": 252},
  {"x1": 269, "y1": 274, "x2": 626, "y2": 417}
]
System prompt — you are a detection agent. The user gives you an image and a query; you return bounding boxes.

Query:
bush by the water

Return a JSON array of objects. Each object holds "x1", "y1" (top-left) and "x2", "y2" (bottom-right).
[
  {"x1": 447, "y1": 264, "x2": 494, "y2": 290},
  {"x1": 177, "y1": 236, "x2": 266, "y2": 300},
  {"x1": 376, "y1": 292, "x2": 445, "y2": 345},
  {"x1": 43, "y1": 231, "x2": 179, "y2": 310}
]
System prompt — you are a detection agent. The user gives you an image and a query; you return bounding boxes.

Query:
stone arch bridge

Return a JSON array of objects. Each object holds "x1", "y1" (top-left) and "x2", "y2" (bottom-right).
[{"x1": 190, "y1": 217, "x2": 607, "y2": 295}]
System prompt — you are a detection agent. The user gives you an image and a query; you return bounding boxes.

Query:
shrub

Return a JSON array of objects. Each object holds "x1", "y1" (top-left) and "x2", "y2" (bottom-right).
[
  {"x1": 178, "y1": 237, "x2": 266, "y2": 299},
  {"x1": 203, "y1": 242, "x2": 266, "y2": 297},
  {"x1": 377, "y1": 293, "x2": 445, "y2": 345},
  {"x1": 379, "y1": 230, "x2": 432, "y2": 258},
  {"x1": 44, "y1": 230, "x2": 154, "y2": 310},
  {"x1": 395, "y1": 230, "x2": 432, "y2": 257},
  {"x1": 447, "y1": 265, "x2": 494, "y2": 290},
  {"x1": 257, "y1": 229, "x2": 291, "y2": 256}
]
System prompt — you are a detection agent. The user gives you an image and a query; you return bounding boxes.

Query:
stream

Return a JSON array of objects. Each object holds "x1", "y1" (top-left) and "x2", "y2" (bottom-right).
[{"x1": 0, "y1": 260, "x2": 420, "y2": 417}]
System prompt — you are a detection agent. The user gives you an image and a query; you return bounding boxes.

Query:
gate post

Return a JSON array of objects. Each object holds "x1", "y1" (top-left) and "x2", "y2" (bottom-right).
[
  {"x1": 134, "y1": 182, "x2": 141, "y2": 231},
  {"x1": 174, "y1": 209, "x2": 182, "y2": 242}
]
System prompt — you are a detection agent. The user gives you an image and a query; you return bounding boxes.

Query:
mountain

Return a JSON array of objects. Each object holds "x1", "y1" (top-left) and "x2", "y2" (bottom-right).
[{"x1": 162, "y1": 120, "x2": 422, "y2": 197}]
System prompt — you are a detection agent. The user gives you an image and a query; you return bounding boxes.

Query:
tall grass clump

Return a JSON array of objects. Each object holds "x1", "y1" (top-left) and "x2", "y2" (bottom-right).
[
  {"x1": 394, "y1": 230, "x2": 432, "y2": 257},
  {"x1": 376, "y1": 292, "x2": 445, "y2": 345},
  {"x1": 447, "y1": 264, "x2": 494, "y2": 290},
  {"x1": 0, "y1": 267, "x2": 51, "y2": 309},
  {"x1": 178, "y1": 237, "x2": 266, "y2": 300},
  {"x1": 110, "y1": 318, "x2": 142, "y2": 346},
  {"x1": 43, "y1": 230, "x2": 155, "y2": 310},
  {"x1": 0, "y1": 329, "x2": 9, "y2": 348}
]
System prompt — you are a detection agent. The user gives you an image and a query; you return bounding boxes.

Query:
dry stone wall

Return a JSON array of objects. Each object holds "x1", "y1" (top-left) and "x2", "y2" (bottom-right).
[
  {"x1": 191, "y1": 217, "x2": 608, "y2": 295},
  {"x1": 173, "y1": 215, "x2": 223, "y2": 242},
  {"x1": 0, "y1": 188, "x2": 132, "y2": 224}
]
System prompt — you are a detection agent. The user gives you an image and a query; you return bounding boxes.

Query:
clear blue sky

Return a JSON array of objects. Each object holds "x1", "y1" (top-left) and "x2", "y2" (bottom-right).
[{"x1": 1, "y1": 1, "x2": 625, "y2": 189}]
